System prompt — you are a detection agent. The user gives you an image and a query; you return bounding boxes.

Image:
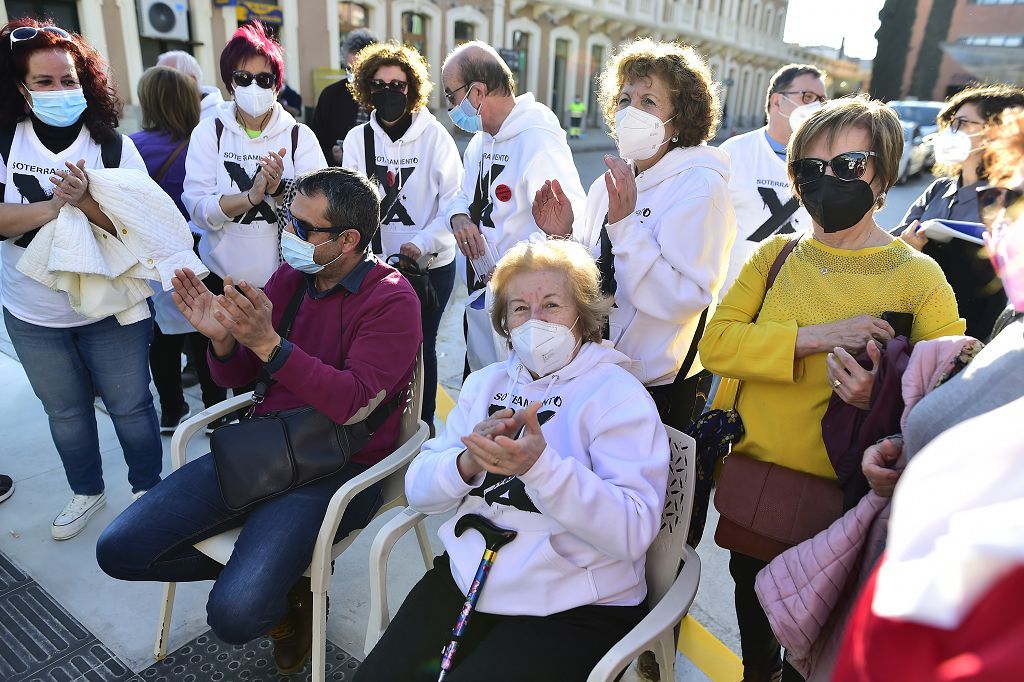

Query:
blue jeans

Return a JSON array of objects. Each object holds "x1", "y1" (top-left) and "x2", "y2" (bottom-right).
[
  {"x1": 422, "y1": 261, "x2": 456, "y2": 424},
  {"x1": 96, "y1": 453, "x2": 383, "y2": 644},
  {"x1": 3, "y1": 308, "x2": 162, "y2": 495}
]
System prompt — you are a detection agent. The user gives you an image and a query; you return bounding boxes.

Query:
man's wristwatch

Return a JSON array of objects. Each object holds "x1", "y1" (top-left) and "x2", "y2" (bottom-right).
[{"x1": 264, "y1": 343, "x2": 282, "y2": 365}]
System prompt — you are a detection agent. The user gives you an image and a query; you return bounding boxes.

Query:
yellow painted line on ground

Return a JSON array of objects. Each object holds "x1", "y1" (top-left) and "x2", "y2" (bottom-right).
[
  {"x1": 435, "y1": 384, "x2": 742, "y2": 681},
  {"x1": 678, "y1": 615, "x2": 743, "y2": 681},
  {"x1": 435, "y1": 384, "x2": 456, "y2": 423}
]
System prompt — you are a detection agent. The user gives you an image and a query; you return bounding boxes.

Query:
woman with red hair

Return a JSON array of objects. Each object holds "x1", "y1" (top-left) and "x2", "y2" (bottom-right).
[
  {"x1": 183, "y1": 21, "x2": 326, "y2": 294},
  {"x1": 0, "y1": 18, "x2": 161, "y2": 540}
]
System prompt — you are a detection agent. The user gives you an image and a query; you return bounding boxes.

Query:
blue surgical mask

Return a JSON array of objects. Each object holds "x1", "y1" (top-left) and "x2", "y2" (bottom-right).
[
  {"x1": 24, "y1": 85, "x2": 87, "y2": 127},
  {"x1": 280, "y1": 230, "x2": 343, "y2": 274},
  {"x1": 447, "y1": 84, "x2": 483, "y2": 133}
]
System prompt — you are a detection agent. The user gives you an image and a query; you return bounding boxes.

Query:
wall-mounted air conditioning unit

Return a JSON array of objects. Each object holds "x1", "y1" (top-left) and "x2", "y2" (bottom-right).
[{"x1": 138, "y1": 0, "x2": 190, "y2": 42}]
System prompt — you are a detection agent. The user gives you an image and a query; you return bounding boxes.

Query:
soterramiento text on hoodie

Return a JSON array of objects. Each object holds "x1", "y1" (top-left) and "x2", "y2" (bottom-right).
[
  {"x1": 405, "y1": 341, "x2": 670, "y2": 616},
  {"x1": 575, "y1": 144, "x2": 738, "y2": 386},
  {"x1": 446, "y1": 92, "x2": 587, "y2": 259},
  {"x1": 183, "y1": 101, "x2": 327, "y2": 286}
]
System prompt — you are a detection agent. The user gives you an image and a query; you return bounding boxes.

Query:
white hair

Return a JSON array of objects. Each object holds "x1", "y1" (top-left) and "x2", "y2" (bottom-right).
[{"x1": 157, "y1": 50, "x2": 203, "y2": 84}]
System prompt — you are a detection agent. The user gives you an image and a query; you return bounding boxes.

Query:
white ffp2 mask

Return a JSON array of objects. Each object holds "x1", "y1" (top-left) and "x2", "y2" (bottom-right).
[
  {"x1": 510, "y1": 318, "x2": 580, "y2": 376},
  {"x1": 615, "y1": 107, "x2": 675, "y2": 161},
  {"x1": 234, "y1": 83, "x2": 276, "y2": 118}
]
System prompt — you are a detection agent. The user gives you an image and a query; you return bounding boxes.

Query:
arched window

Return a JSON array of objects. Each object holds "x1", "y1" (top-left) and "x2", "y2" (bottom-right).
[
  {"x1": 338, "y1": 2, "x2": 369, "y2": 47},
  {"x1": 454, "y1": 20, "x2": 474, "y2": 45},
  {"x1": 402, "y1": 12, "x2": 428, "y2": 60}
]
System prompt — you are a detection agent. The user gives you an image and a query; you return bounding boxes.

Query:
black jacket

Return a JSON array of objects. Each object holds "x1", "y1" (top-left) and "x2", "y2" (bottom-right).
[{"x1": 309, "y1": 80, "x2": 361, "y2": 166}]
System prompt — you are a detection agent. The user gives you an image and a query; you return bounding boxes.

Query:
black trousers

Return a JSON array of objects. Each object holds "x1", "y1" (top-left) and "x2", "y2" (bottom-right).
[
  {"x1": 149, "y1": 324, "x2": 227, "y2": 414},
  {"x1": 729, "y1": 551, "x2": 804, "y2": 682},
  {"x1": 355, "y1": 554, "x2": 646, "y2": 682}
]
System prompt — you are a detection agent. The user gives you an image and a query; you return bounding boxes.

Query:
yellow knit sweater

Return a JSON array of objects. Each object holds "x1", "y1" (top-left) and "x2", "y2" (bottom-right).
[{"x1": 700, "y1": 235, "x2": 966, "y2": 479}]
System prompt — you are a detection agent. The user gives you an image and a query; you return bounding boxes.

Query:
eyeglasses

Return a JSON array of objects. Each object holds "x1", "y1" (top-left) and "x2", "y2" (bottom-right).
[
  {"x1": 778, "y1": 90, "x2": 828, "y2": 106},
  {"x1": 444, "y1": 82, "x2": 471, "y2": 107},
  {"x1": 232, "y1": 70, "x2": 276, "y2": 90},
  {"x1": 791, "y1": 151, "x2": 878, "y2": 184},
  {"x1": 368, "y1": 79, "x2": 408, "y2": 93},
  {"x1": 977, "y1": 184, "x2": 1024, "y2": 229},
  {"x1": 9, "y1": 25, "x2": 71, "y2": 48},
  {"x1": 950, "y1": 116, "x2": 985, "y2": 134},
  {"x1": 286, "y1": 208, "x2": 352, "y2": 241}
]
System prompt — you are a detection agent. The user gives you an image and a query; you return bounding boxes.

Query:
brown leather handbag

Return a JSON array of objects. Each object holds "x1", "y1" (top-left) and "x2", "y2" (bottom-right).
[{"x1": 711, "y1": 237, "x2": 844, "y2": 562}]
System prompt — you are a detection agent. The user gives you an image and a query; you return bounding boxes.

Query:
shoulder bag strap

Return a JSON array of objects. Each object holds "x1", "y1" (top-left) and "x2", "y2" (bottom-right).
[
  {"x1": 153, "y1": 138, "x2": 189, "y2": 184},
  {"x1": 249, "y1": 282, "x2": 308, "y2": 414},
  {"x1": 101, "y1": 133, "x2": 123, "y2": 168},
  {"x1": 364, "y1": 124, "x2": 384, "y2": 255}
]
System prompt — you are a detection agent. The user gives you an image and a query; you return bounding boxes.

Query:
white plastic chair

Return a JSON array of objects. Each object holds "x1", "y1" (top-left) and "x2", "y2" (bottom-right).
[
  {"x1": 363, "y1": 425, "x2": 700, "y2": 682},
  {"x1": 154, "y1": 354, "x2": 433, "y2": 682}
]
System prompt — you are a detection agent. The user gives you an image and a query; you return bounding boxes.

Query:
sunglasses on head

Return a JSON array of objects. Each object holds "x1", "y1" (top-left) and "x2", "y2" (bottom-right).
[
  {"x1": 286, "y1": 208, "x2": 352, "y2": 242},
  {"x1": 791, "y1": 151, "x2": 879, "y2": 184},
  {"x1": 232, "y1": 69, "x2": 275, "y2": 90},
  {"x1": 977, "y1": 184, "x2": 1024, "y2": 229},
  {"x1": 9, "y1": 25, "x2": 71, "y2": 48},
  {"x1": 368, "y1": 79, "x2": 408, "y2": 93}
]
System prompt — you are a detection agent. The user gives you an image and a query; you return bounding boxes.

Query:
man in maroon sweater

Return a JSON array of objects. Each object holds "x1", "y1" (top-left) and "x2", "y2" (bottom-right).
[{"x1": 97, "y1": 168, "x2": 421, "y2": 674}]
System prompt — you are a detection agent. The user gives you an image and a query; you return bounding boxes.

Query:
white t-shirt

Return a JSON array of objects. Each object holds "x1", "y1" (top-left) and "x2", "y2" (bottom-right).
[
  {"x1": 719, "y1": 127, "x2": 811, "y2": 294},
  {"x1": 1, "y1": 120, "x2": 146, "y2": 327}
]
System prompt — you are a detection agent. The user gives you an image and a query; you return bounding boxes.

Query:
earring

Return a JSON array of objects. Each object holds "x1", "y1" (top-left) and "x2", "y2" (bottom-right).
[{"x1": 671, "y1": 135, "x2": 679, "y2": 143}]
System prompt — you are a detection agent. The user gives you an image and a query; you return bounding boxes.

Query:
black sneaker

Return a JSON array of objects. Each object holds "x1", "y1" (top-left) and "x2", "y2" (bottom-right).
[
  {"x1": 0, "y1": 475, "x2": 13, "y2": 504},
  {"x1": 160, "y1": 403, "x2": 192, "y2": 434},
  {"x1": 205, "y1": 415, "x2": 235, "y2": 435}
]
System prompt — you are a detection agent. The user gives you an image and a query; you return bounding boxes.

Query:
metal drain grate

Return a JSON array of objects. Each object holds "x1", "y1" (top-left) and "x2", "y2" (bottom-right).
[{"x1": 137, "y1": 631, "x2": 361, "y2": 681}]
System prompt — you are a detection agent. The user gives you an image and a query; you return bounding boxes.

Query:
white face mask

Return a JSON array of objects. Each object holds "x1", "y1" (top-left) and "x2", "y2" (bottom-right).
[
  {"x1": 784, "y1": 99, "x2": 823, "y2": 131},
  {"x1": 234, "y1": 83, "x2": 276, "y2": 118},
  {"x1": 510, "y1": 317, "x2": 580, "y2": 377},
  {"x1": 933, "y1": 128, "x2": 979, "y2": 165},
  {"x1": 614, "y1": 106, "x2": 676, "y2": 161}
]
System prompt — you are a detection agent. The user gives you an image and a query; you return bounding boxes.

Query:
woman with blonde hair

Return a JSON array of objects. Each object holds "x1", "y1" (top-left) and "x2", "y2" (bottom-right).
[
  {"x1": 131, "y1": 65, "x2": 227, "y2": 433},
  {"x1": 699, "y1": 95, "x2": 965, "y2": 682},
  {"x1": 356, "y1": 238, "x2": 669, "y2": 681},
  {"x1": 534, "y1": 38, "x2": 736, "y2": 431},
  {"x1": 342, "y1": 40, "x2": 461, "y2": 431}
]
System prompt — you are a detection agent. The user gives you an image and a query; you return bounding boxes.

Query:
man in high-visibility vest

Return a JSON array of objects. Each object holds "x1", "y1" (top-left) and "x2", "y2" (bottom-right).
[{"x1": 569, "y1": 96, "x2": 586, "y2": 139}]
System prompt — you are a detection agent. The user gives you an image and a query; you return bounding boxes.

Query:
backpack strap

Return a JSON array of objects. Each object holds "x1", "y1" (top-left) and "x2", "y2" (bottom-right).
[
  {"x1": 291, "y1": 124, "x2": 299, "y2": 166},
  {"x1": 364, "y1": 124, "x2": 384, "y2": 255},
  {"x1": 215, "y1": 118, "x2": 224, "y2": 153},
  {"x1": 0, "y1": 125, "x2": 15, "y2": 167},
  {"x1": 100, "y1": 133, "x2": 123, "y2": 169}
]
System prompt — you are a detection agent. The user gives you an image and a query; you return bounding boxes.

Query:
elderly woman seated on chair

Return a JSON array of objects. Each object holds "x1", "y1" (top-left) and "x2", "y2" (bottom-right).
[
  {"x1": 95, "y1": 167, "x2": 422, "y2": 675},
  {"x1": 355, "y1": 239, "x2": 670, "y2": 682}
]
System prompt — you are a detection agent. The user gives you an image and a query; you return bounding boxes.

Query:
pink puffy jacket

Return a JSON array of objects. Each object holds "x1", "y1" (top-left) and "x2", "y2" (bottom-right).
[{"x1": 754, "y1": 336, "x2": 978, "y2": 679}]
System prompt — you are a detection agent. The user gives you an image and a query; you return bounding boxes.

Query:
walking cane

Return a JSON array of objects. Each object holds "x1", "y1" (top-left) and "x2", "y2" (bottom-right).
[{"x1": 437, "y1": 513, "x2": 517, "y2": 681}]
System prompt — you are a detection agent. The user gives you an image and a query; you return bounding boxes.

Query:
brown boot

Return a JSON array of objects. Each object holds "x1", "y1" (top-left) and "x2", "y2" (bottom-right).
[{"x1": 268, "y1": 577, "x2": 314, "y2": 674}]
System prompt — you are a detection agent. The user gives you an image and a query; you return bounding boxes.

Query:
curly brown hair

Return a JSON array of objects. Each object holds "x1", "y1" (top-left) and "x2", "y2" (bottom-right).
[
  {"x1": 348, "y1": 41, "x2": 432, "y2": 113},
  {"x1": 599, "y1": 38, "x2": 720, "y2": 149},
  {"x1": 984, "y1": 107, "x2": 1024, "y2": 188}
]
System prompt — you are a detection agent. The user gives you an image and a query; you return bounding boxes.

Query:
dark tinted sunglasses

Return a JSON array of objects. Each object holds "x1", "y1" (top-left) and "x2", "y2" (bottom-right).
[
  {"x1": 977, "y1": 185, "x2": 1024, "y2": 229},
  {"x1": 286, "y1": 208, "x2": 351, "y2": 241},
  {"x1": 9, "y1": 25, "x2": 71, "y2": 47},
  {"x1": 368, "y1": 79, "x2": 408, "y2": 93},
  {"x1": 232, "y1": 69, "x2": 275, "y2": 89},
  {"x1": 791, "y1": 151, "x2": 878, "y2": 184}
]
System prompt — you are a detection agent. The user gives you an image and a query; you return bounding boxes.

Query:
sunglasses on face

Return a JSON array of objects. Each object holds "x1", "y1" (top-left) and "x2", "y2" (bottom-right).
[
  {"x1": 977, "y1": 185, "x2": 1024, "y2": 229},
  {"x1": 791, "y1": 151, "x2": 878, "y2": 184},
  {"x1": 9, "y1": 25, "x2": 71, "y2": 48},
  {"x1": 286, "y1": 208, "x2": 352, "y2": 242},
  {"x1": 778, "y1": 90, "x2": 828, "y2": 106},
  {"x1": 232, "y1": 69, "x2": 275, "y2": 89},
  {"x1": 368, "y1": 79, "x2": 408, "y2": 93}
]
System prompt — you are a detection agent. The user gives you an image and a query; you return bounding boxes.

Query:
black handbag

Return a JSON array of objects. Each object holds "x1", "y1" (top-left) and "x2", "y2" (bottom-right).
[
  {"x1": 387, "y1": 253, "x2": 439, "y2": 315},
  {"x1": 211, "y1": 283, "x2": 405, "y2": 511}
]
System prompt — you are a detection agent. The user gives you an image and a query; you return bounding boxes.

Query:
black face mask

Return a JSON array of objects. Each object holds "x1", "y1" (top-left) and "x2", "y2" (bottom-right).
[
  {"x1": 371, "y1": 90, "x2": 407, "y2": 124},
  {"x1": 799, "y1": 175, "x2": 876, "y2": 233}
]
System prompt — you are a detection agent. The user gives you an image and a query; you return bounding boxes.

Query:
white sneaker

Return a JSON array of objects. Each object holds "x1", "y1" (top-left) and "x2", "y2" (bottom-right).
[
  {"x1": 51, "y1": 493, "x2": 106, "y2": 541},
  {"x1": 132, "y1": 490, "x2": 147, "y2": 502}
]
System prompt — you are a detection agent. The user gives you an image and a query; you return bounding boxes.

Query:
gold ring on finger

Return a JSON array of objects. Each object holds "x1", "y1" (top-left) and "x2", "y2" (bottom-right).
[
  {"x1": 492, "y1": 456, "x2": 500, "y2": 466},
  {"x1": 832, "y1": 379, "x2": 842, "y2": 389}
]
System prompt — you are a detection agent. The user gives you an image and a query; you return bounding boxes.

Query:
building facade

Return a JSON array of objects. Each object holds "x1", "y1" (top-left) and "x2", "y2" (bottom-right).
[
  {"x1": 901, "y1": 0, "x2": 1023, "y2": 102},
  {"x1": 1, "y1": 0, "x2": 863, "y2": 133}
]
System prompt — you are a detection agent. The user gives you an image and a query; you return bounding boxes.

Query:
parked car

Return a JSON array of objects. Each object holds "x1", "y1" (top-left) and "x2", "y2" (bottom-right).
[
  {"x1": 898, "y1": 120, "x2": 929, "y2": 184},
  {"x1": 889, "y1": 100, "x2": 944, "y2": 166}
]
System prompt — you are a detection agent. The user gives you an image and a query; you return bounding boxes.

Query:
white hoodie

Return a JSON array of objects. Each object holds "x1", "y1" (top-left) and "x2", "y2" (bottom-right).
[
  {"x1": 342, "y1": 109, "x2": 461, "y2": 268},
  {"x1": 199, "y1": 85, "x2": 225, "y2": 121},
  {"x1": 446, "y1": 92, "x2": 586, "y2": 259},
  {"x1": 183, "y1": 101, "x2": 327, "y2": 285},
  {"x1": 574, "y1": 145, "x2": 737, "y2": 386},
  {"x1": 406, "y1": 342, "x2": 669, "y2": 616}
]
